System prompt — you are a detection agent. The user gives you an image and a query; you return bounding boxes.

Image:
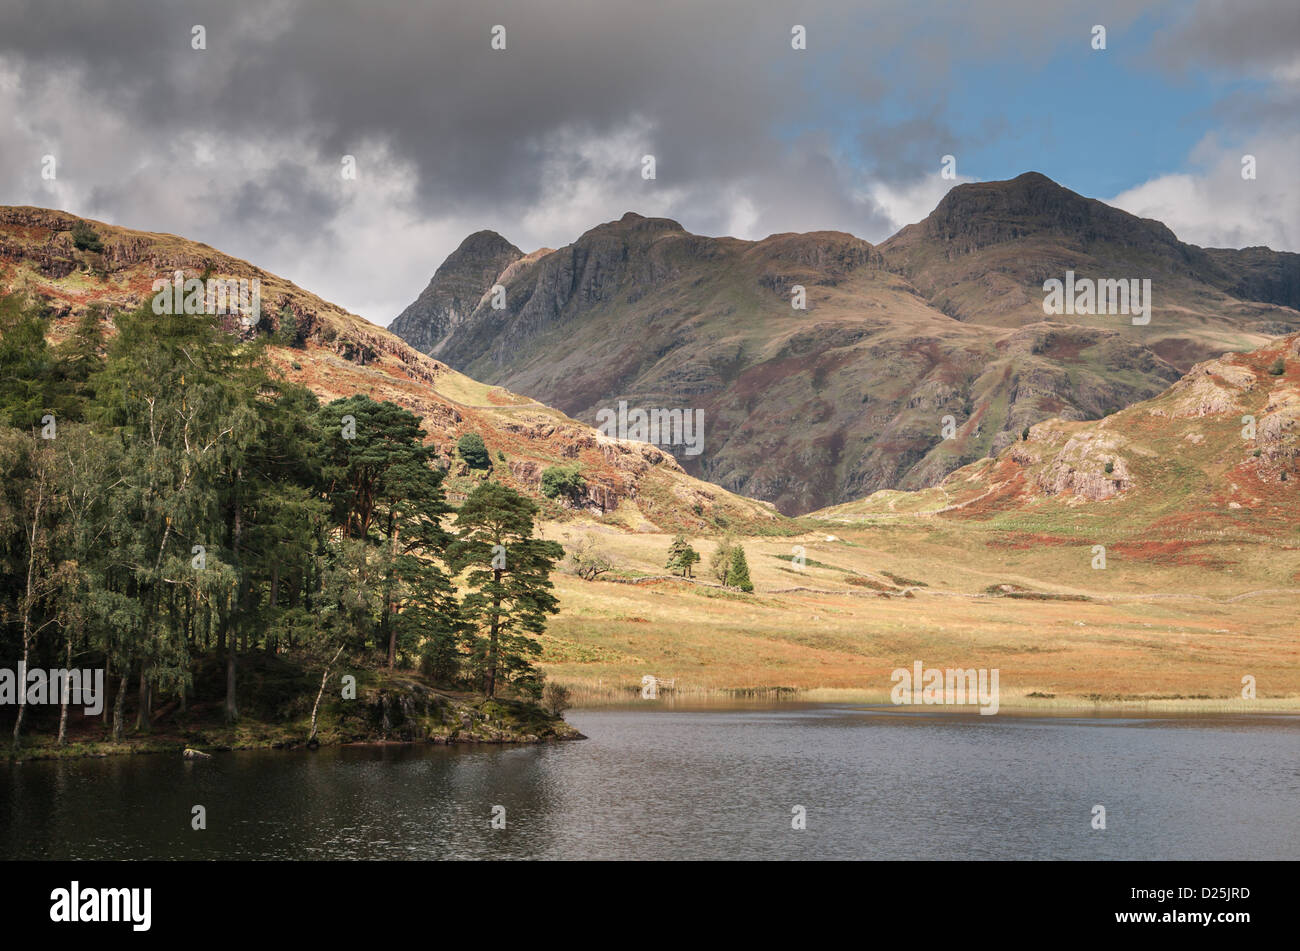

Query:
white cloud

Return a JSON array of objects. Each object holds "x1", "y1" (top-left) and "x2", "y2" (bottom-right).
[
  {"x1": 516, "y1": 117, "x2": 690, "y2": 246},
  {"x1": 1107, "y1": 132, "x2": 1299, "y2": 251},
  {"x1": 865, "y1": 174, "x2": 975, "y2": 232}
]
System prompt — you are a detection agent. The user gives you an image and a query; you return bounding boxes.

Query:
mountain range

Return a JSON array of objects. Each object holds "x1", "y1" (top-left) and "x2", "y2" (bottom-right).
[{"x1": 391, "y1": 172, "x2": 1300, "y2": 515}]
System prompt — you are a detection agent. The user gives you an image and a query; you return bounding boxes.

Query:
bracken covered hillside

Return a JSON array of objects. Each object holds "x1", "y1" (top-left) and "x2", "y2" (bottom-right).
[
  {"x1": 817, "y1": 332, "x2": 1300, "y2": 550},
  {"x1": 0, "y1": 205, "x2": 783, "y2": 535}
]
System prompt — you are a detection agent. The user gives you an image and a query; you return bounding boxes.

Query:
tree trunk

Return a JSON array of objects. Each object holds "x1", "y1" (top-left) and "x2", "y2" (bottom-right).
[
  {"x1": 12, "y1": 474, "x2": 45, "y2": 751},
  {"x1": 308, "y1": 645, "x2": 345, "y2": 745},
  {"x1": 385, "y1": 518, "x2": 400, "y2": 669},
  {"x1": 56, "y1": 638, "x2": 72, "y2": 745},
  {"x1": 112, "y1": 672, "x2": 128, "y2": 740},
  {"x1": 11, "y1": 629, "x2": 30, "y2": 750},
  {"x1": 224, "y1": 650, "x2": 238, "y2": 723},
  {"x1": 134, "y1": 666, "x2": 150, "y2": 732},
  {"x1": 485, "y1": 570, "x2": 501, "y2": 698}
]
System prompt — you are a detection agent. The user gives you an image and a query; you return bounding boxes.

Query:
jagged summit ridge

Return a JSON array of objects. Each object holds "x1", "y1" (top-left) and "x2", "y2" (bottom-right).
[
  {"x1": 388, "y1": 174, "x2": 1300, "y2": 514},
  {"x1": 389, "y1": 229, "x2": 524, "y2": 356}
]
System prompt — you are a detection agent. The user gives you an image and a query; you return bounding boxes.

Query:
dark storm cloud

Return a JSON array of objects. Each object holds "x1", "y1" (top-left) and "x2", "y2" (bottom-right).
[
  {"x1": 0, "y1": 0, "x2": 1143, "y2": 230},
  {"x1": 1, "y1": 0, "x2": 1293, "y2": 318},
  {"x1": 1150, "y1": 0, "x2": 1300, "y2": 76}
]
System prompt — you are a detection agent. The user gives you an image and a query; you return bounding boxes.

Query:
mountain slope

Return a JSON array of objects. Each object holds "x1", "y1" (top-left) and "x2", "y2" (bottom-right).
[
  {"x1": 816, "y1": 331, "x2": 1300, "y2": 543},
  {"x1": 392, "y1": 174, "x2": 1298, "y2": 515},
  {"x1": 0, "y1": 205, "x2": 783, "y2": 534}
]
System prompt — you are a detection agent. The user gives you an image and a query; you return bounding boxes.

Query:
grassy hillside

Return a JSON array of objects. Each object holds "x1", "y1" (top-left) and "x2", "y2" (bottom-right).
[
  {"x1": 0, "y1": 205, "x2": 784, "y2": 535},
  {"x1": 534, "y1": 334, "x2": 1300, "y2": 710}
]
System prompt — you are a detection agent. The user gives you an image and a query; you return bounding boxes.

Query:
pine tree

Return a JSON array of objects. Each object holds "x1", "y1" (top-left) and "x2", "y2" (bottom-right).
[
  {"x1": 449, "y1": 482, "x2": 563, "y2": 698},
  {"x1": 665, "y1": 534, "x2": 700, "y2": 577},
  {"x1": 725, "y1": 545, "x2": 753, "y2": 592}
]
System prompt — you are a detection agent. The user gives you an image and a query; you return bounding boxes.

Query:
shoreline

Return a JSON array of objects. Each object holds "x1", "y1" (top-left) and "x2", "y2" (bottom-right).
[
  {"x1": 7, "y1": 697, "x2": 1296, "y2": 763},
  {"x1": 560, "y1": 685, "x2": 1300, "y2": 717},
  {"x1": 3, "y1": 722, "x2": 586, "y2": 764},
  {"x1": 569, "y1": 700, "x2": 1300, "y2": 719}
]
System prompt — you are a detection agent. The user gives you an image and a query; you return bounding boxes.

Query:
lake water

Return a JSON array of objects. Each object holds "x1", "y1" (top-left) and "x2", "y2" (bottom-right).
[{"x1": 3, "y1": 705, "x2": 1297, "y2": 860}]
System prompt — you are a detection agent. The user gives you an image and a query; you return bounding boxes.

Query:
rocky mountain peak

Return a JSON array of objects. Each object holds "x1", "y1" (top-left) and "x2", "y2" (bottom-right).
[
  {"x1": 908, "y1": 171, "x2": 1180, "y2": 252},
  {"x1": 579, "y1": 212, "x2": 686, "y2": 243},
  {"x1": 388, "y1": 230, "x2": 523, "y2": 356}
]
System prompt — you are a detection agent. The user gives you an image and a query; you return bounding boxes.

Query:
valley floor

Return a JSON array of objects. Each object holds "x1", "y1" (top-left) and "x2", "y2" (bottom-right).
[{"x1": 537, "y1": 517, "x2": 1300, "y2": 713}]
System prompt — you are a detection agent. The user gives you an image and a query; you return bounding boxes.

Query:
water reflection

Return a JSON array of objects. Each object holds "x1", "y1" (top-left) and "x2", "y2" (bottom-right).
[{"x1": 2, "y1": 706, "x2": 1296, "y2": 860}]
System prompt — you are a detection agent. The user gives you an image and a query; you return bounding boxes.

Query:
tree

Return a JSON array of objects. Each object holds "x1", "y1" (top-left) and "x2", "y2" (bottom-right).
[
  {"x1": 725, "y1": 545, "x2": 753, "y2": 592},
  {"x1": 89, "y1": 301, "x2": 265, "y2": 728},
  {"x1": 540, "y1": 464, "x2": 585, "y2": 503},
  {"x1": 275, "y1": 306, "x2": 300, "y2": 348},
  {"x1": 665, "y1": 534, "x2": 700, "y2": 578},
  {"x1": 48, "y1": 424, "x2": 119, "y2": 744},
  {"x1": 315, "y1": 395, "x2": 456, "y2": 668},
  {"x1": 541, "y1": 681, "x2": 571, "y2": 717},
  {"x1": 709, "y1": 535, "x2": 737, "y2": 583},
  {"x1": 387, "y1": 455, "x2": 461, "y2": 675},
  {"x1": 457, "y1": 432, "x2": 491, "y2": 470},
  {"x1": 565, "y1": 533, "x2": 612, "y2": 580},
  {"x1": 70, "y1": 220, "x2": 103, "y2": 253},
  {"x1": 449, "y1": 482, "x2": 563, "y2": 698},
  {"x1": 4, "y1": 434, "x2": 59, "y2": 749},
  {"x1": 0, "y1": 295, "x2": 86, "y2": 428}
]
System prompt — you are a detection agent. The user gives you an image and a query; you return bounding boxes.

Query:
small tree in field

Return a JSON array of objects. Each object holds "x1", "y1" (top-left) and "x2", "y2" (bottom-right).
[
  {"x1": 70, "y1": 220, "x2": 102, "y2": 253},
  {"x1": 276, "y1": 306, "x2": 300, "y2": 347},
  {"x1": 540, "y1": 464, "x2": 585, "y2": 503},
  {"x1": 565, "y1": 533, "x2": 612, "y2": 580},
  {"x1": 665, "y1": 534, "x2": 700, "y2": 577},
  {"x1": 725, "y1": 545, "x2": 753, "y2": 592},
  {"x1": 709, "y1": 535, "x2": 737, "y2": 582}
]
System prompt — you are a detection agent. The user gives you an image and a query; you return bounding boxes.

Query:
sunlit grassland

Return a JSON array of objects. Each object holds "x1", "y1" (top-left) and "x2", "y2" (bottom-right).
[{"x1": 537, "y1": 517, "x2": 1300, "y2": 712}]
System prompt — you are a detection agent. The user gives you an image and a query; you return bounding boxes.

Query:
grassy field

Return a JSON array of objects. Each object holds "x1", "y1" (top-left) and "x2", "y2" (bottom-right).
[{"x1": 536, "y1": 516, "x2": 1300, "y2": 712}]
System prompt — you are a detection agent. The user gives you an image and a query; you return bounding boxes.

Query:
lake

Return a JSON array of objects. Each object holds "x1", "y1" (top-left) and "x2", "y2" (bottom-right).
[{"x1": 3, "y1": 705, "x2": 1297, "y2": 860}]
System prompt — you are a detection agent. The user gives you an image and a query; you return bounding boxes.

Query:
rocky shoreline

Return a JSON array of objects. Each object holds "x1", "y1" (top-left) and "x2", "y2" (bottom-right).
[{"x1": 4, "y1": 676, "x2": 585, "y2": 763}]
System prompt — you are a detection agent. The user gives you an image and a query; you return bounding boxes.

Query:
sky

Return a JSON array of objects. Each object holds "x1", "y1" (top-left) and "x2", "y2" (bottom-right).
[{"x1": 1, "y1": 0, "x2": 1297, "y2": 325}]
